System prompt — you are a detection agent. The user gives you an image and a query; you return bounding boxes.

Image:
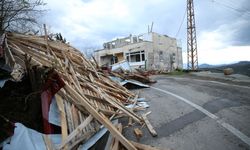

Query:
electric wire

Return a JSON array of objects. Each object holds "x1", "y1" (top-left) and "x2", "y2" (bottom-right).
[
  {"x1": 175, "y1": 8, "x2": 187, "y2": 38},
  {"x1": 210, "y1": 0, "x2": 250, "y2": 16},
  {"x1": 219, "y1": 0, "x2": 250, "y2": 12}
]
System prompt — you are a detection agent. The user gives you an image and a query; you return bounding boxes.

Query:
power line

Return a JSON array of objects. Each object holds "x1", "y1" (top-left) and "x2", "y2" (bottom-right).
[
  {"x1": 218, "y1": 0, "x2": 241, "y2": 8},
  {"x1": 175, "y1": 8, "x2": 187, "y2": 38},
  {"x1": 219, "y1": 0, "x2": 250, "y2": 12},
  {"x1": 210, "y1": 0, "x2": 250, "y2": 16}
]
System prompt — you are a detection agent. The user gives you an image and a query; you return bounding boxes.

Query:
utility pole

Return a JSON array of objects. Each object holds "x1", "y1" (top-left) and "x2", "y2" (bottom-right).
[{"x1": 187, "y1": 0, "x2": 198, "y2": 70}]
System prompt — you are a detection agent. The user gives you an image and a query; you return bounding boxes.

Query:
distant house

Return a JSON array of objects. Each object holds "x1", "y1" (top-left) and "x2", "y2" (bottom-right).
[{"x1": 94, "y1": 32, "x2": 183, "y2": 71}]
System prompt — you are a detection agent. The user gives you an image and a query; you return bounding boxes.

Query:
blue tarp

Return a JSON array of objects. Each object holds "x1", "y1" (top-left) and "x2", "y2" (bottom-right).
[{"x1": 0, "y1": 79, "x2": 9, "y2": 88}]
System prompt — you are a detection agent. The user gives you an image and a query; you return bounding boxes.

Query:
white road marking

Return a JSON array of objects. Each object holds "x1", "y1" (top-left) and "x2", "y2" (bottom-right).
[
  {"x1": 151, "y1": 86, "x2": 250, "y2": 146},
  {"x1": 217, "y1": 120, "x2": 250, "y2": 146},
  {"x1": 151, "y1": 87, "x2": 218, "y2": 120}
]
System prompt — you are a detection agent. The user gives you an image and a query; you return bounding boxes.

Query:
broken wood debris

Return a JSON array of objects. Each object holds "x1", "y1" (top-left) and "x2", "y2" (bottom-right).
[
  {"x1": 142, "y1": 114, "x2": 158, "y2": 137},
  {"x1": 110, "y1": 123, "x2": 123, "y2": 150},
  {"x1": 133, "y1": 128, "x2": 143, "y2": 141},
  {"x1": 101, "y1": 60, "x2": 157, "y2": 86},
  {"x1": 0, "y1": 32, "x2": 164, "y2": 150},
  {"x1": 130, "y1": 141, "x2": 164, "y2": 150}
]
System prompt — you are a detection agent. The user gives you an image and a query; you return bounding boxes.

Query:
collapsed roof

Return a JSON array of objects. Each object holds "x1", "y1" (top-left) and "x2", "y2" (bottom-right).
[{"x1": 0, "y1": 32, "x2": 144, "y2": 150}]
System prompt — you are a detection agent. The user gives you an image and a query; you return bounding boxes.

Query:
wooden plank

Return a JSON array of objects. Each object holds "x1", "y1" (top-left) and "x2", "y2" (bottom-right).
[
  {"x1": 4, "y1": 39, "x2": 16, "y2": 67},
  {"x1": 130, "y1": 141, "x2": 162, "y2": 150},
  {"x1": 128, "y1": 93, "x2": 138, "y2": 126},
  {"x1": 42, "y1": 135, "x2": 54, "y2": 150},
  {"x1": 104, "y1": 130, "x2": 114, "y2": 150},
  {"x1": 132, "y1": 93, "x2": 139, "y2": 110},
  {"x1": 64, "y1": 101, "x2": 74, "y2": 133},
  {"x1": 128, "y1": 117, "x2": 133, "y2": 126},
  {"x1": 58, "y1": 114, "x2": 93, "y2": 149},
  {"x1": 134, "y1": 128, "x2": 143, "y2": 141},
  {"x1": 71, "y1": 104, "x2": 80, "y2": 129},
  {"x1": 55, "y1": 94, "x2": 68, "y2": 142},
  {"x1": 93, "y1": 86, "x2": 142, "y2": 123},
  {"x1": 67, "y1": 131, "x2": 94, "y2": 150},
  {"x1": 99, "y1": 108, "x2": 120, "y2": 116},
  {"x1": 69, "y1": 62, "x2": 82, "y2": 90},
  {"x1": 111, "y1": 123, "x2": 122, "y2": 150},
  {"x1": 142, "y1": 114, "x2": 157, "y2": 137},
  {"x1": 145, "y1": 111, "x2": 152, "y2": 116},
  {"x1": 9, "y1": 43, "x2": 51, "y2": 67},
  {"x1": 63, "y1": 83, "x2": 137, "y2": 150}
]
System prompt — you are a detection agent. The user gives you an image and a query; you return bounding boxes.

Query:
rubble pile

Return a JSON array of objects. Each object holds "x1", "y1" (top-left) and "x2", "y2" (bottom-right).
[{"x1": 0, "y1": 32, "x2": 161, "y2": 150}]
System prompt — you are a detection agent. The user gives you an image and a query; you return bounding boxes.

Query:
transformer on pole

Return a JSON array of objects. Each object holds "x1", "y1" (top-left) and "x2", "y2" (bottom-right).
[{"x1": 187, "y1": 0, "x2": 198, "y2": 70}]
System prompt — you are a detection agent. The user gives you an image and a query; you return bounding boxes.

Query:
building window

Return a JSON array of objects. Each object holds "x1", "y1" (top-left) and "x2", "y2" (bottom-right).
[
  {"x1": 111, "y1": 56, "x2": 118, "y2": 64},
  {"x1": 135, "y1": 54, "x2": 140, "y2": 62},
  {"x1": 142, "y1": 53, "x2": 145, "y2": 61},
  {"x1": 159, "y1": 51, "x2": 163, "y2": 62},
  {"x1": 126, "y1": 50, "x2": 145, "y2": 62}
]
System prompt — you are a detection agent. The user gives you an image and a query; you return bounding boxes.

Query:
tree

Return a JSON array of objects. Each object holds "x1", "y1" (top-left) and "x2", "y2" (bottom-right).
[{"x1": 0, "y1": 0, "x2": 46, "y2": 34}]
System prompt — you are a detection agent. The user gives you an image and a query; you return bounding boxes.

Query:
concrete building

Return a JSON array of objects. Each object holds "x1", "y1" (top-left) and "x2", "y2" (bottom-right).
[{"x1": 94, "y1": 32, "x2": 183, "y2": 71}]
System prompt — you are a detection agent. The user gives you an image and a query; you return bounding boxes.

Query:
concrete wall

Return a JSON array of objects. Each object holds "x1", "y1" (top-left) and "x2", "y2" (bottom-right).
[
  {"x1": 94, "y1": 41, "x2": 153, "y2": 67},
  {"x1": 147, "y1": 32, "x2": 182, "y2": 70},
  {"x1": 94, "y1": 32, "x2": 183, "y2": 71},
  {"x1": 100, "y1": 55, "x2": 113, "y2": 66}
]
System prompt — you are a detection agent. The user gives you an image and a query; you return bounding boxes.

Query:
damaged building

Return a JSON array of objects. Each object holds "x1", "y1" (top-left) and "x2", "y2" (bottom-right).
[
  {"x1": 94, "y1": 32, "x2": 183, "y2": 71},
  {"x1": 0, "y1": 32, "x2": 162, "y2": 150}
]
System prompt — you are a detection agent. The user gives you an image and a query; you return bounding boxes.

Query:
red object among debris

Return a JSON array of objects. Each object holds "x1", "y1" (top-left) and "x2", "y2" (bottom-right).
[{"x1": 41, "y1": 71, "x2": 65, "y2": 134}]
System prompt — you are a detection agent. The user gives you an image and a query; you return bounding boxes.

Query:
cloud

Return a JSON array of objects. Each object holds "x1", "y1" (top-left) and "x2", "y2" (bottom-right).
[
  {"x1": 42, "y1": 0, "x2": 250, "y2": 64},
  {"x1": 43, "y1": 0, "x2": 185, "y2": 49},
  {"x1": 198, "y1": 20, "x2": 243, "y2": 49},
  {"x1": 196, "y1": 20, "x2": 250, "y2": 65},
  {"x1": 188, "y1": 0, "x2": 250, "y2": 65},
  {"x1": 198, "y1": 46, "x2": 250, "y2": 65},
  {"x1": 230, "y1": 19, "x2": 250, "y2": 46}
]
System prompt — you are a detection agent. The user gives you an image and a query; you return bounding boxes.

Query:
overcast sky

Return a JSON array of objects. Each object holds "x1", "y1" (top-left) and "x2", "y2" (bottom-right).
[{"x1": 43, "y1": 0, "x2": 250, "y2": 65}]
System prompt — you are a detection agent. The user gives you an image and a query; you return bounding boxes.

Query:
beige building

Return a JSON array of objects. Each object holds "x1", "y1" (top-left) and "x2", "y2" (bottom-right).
[{"x1": 94, "y1": 32, "x2": 183, "y2": 71}]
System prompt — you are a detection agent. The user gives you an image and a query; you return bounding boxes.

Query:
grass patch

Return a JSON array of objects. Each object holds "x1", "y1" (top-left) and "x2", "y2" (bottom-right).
[{"x1": 166, "y1": 68, "x2": 189, "y2": 76}]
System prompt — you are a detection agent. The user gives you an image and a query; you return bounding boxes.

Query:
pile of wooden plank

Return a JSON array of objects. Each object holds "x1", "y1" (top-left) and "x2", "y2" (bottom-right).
[{"x1": 1, "y1": 32, "x2": 161, "y2": 150}]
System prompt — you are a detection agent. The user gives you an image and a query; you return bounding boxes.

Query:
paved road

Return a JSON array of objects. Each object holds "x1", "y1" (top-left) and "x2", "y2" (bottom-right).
[{"x1": 123, "y1": 75, "x2": 250, "y2": 150}]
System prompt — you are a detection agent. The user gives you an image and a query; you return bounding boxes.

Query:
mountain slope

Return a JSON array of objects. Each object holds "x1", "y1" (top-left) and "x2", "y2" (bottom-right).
[{"x1": 199, "y1": 61, "x2": 250, "y2": 76}]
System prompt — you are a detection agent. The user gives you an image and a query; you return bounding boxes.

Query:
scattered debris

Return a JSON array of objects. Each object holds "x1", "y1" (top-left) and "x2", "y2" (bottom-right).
[
  {"x1": 109, "y1": 76, "x2": 149, "y2": 89},
  {"x1": 110, "y1": 123, "x2": 123, "y2": 150},
  {"x1": 133, "y1": 128, "x2": 143, "y2": 141},
  {"x1": 142, "y1": 114, "x2": 157, "y2": 137},
  {"x1": 112, "y1": 71, "x2": 157, "y2": 84},
  {"x1": 130, "y1": 141, "x2": 164, "y2": 150},
  {"x1": 102, "y1": 60, "x2": 157, "y2": 86},
  {"x1": 112, "y1": 60, "x2": 131, "y2": 72},
  {"x1": 0, "y1": 32, "x2": 163, "y2": 150}
]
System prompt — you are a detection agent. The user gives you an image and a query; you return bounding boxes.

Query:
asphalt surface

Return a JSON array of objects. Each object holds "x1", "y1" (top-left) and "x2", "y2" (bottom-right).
[{"x1": 123, "y1": 75, "x2": 250, "y2": 150}]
